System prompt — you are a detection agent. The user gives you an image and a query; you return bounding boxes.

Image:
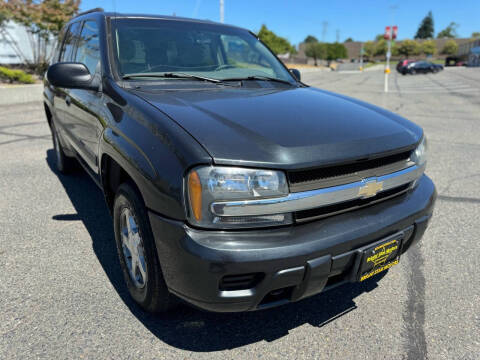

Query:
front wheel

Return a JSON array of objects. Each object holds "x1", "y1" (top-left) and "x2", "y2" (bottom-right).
[{"x1": 113, "y1": 182, "x2": 176, "y2": 313}]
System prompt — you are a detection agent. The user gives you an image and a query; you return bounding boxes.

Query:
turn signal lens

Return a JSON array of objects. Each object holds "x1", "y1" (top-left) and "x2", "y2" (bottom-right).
[{"x1": 188, "y1": 170, "x2": 202, "y2": 221}]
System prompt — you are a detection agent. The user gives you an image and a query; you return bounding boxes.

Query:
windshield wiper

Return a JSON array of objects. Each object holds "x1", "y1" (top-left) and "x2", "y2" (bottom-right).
[
  {"x1": 221, "y1": 75, "x2": 295, "y2": 86},
  {"x1": 122, "y1": 72, "x2": 226, "y2": 84}
]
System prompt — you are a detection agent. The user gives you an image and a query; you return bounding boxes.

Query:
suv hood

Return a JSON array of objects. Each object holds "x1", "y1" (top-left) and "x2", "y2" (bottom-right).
[{"x1": 132, "y1": 86, "x2": 422, "y2": 169}]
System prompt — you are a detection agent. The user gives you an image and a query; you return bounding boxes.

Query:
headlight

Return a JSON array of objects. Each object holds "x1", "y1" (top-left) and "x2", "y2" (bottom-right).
[
  {"x1": 411, "y1": 136, "x2": 427, "y2": 166},
  {"x1": 186, "y1": 166, "x2": 292, "y2": 229}
]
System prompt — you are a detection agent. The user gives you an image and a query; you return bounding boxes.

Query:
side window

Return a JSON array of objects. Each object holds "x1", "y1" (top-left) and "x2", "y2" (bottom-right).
[
  {"x1": 59, "y1": 22, "x2": 81, "y2": 62},
  {"x1": 74, "y1": 20, "x2": 100, "y2": 75}
]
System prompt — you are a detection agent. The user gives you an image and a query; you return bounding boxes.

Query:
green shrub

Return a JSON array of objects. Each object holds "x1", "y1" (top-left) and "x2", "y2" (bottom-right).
[{"x1": 0, "y1": 66, "x2": 35, "y2": 84}]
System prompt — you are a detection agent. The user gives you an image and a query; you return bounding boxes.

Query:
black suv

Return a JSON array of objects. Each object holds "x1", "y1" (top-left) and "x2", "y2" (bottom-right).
[
  {"x1": 401, "y1": 60, "x2": 444, "y2": 75},
  {"x1": 44, "y1": 10, "x2": 436, "y2": 313}
]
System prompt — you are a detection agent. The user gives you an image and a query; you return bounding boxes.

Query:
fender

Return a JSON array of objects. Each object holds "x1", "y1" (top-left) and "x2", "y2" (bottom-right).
[
  {"x1": 102, "y1": 127, "x2": 157, "y2": 180},
  {"x1": 98, "y1": 91, "x2": 212, "y2": 220}
]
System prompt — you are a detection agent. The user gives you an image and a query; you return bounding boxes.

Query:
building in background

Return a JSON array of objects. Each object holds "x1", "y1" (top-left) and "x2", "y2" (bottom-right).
[
  {"x1": 0, "y1": 21, "x2": 55, "y2": 65},
  {"x1": 458, "y1": 39, "x2": 480, "y2": 66}
]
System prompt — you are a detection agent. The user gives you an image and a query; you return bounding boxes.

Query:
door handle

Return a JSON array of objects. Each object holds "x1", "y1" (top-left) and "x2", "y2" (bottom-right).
[{"x1": 65, "y1": 96, "x2": 71, "y2": 106}]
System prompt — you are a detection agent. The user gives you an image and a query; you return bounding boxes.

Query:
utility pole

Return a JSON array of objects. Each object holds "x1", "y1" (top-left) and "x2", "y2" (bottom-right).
[
  {"x1": 360, "y1": 43, "x2": 364, "y2": 71},
  {"x1": 384, "y1": 27, "x2": 392, "y2": 92},
  {"x1": 220, "y1": 0, "x2": 224, "y2": 23},
  {"x1": 384, "y1": 5, "x2": 397, "y2": 93},
  {"x1": 321, "y1": 21, "x2": 328, "y2": 42}
]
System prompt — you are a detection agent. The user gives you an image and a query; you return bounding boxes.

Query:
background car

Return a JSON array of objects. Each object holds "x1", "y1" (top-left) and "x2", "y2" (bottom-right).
[
  {"x1": 432, "y1": 63, "x2": 444, "y2": 72},
  {"x1": 396, "y1": 59, "x2": 414, "y2": 73},
  {"x1": 401, "y1": 61, "x2": 442, "y2": 75}
]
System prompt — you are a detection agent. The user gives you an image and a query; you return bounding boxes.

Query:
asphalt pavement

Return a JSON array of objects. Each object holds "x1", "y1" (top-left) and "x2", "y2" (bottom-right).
[{"x1": 1, "y1": 67, "x2": 479, "y2": 359}]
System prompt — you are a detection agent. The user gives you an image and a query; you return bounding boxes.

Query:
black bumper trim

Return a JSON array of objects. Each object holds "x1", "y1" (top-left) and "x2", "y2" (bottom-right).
[{"x1": 149, "y1": 175, "x2": 436, "y2": 312}]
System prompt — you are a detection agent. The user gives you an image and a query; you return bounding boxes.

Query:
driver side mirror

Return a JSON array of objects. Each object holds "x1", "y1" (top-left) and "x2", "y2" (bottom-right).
[
  {"x1": 289, "y1": 68, "x2": 301, "y2": 81},
  {"x1": 47, "y1": 62, "x2": 98, "y2": 91}
]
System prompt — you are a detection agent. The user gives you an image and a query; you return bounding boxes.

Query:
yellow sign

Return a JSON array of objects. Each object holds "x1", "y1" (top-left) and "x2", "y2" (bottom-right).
[
  {"x1": 360, "y1": 239, "x2": 399, "y2": 281},
  {"x1": 360, "y1": 259, "x2": 399, "y2": 281},
  {"x1": 358, "y1": 181, "x2": 384, "y2": 198},
  {"x1": 366, "y1": 239, "x2": 398, "y2": 267}
]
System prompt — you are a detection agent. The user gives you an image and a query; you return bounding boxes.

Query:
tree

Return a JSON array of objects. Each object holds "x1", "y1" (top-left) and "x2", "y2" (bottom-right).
[
  {"x1": 396, "y1": 40, "x2": 421, "y2": 58},
  {"x1": 421, "y1": 40, "x2": 436, "y2": 56},
  {"x1": 304, "y1": 35, "x2": 318, "y2": 44},
  {"x1": 415, "y1": 11, "x2": 434, "y2": 39},
  {"x1": 326, "y1": 42, "x2": 347, "y2": 60},
  {"x1": 441, "y1": 39, "x2": 458, "y2": 55},
  {"x1": 258, "y1": 24, "x2": 296, "y2": 55},
  {"x1": 362, "y1": 41, "x2": 376, "y2": 59},
  {"x1": 0, "y1": 0, "x2": 80, "y2": 73},
  {"x1": 472, "y1": 32, "x2": 480, "y2": 38},
  {"x1": 344, "y1": 37, "x2": 353, "y2": 43},
  {"x1": 437, "y1": 22, "x2": 459, "y2": 38},
  {"x1": 374, "y1": 39, "x2": 387, "y2": 57},
  {"x1": 305, "y1": 42, "x2": 327, "y2": 66},
  {"x1": 375, "y1": 34, "x2": 384, "y2": 41}
]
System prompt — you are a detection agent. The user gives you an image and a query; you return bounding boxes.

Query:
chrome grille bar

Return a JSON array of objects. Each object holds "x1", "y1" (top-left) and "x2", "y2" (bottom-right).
[{"x1": 211, "y1": 164, "x2": 425, "y2": 217}]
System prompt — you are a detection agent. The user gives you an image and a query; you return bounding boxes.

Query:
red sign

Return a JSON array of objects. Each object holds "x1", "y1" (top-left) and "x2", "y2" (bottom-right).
[{"x1": 384, "y1": 26, "x2": 398, "y2": 40}]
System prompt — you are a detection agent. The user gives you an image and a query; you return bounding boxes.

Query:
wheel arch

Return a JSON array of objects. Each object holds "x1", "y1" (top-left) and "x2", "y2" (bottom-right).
[{"x1": 100, "y1": 152, "x2": 144, "y2": 214}]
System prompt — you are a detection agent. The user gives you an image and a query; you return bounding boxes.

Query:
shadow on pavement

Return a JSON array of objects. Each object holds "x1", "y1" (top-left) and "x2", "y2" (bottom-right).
[{"x1": 46, "y1": 148, "x2": 388, "y2": 352}]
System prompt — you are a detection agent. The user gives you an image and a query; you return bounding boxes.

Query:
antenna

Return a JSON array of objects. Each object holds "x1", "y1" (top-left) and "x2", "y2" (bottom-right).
[
  {"x1": 220, "y1": 0, "x2": 224, "y2": 23},
  {"x1": 112, "y1": 0, "x2": 118, "y2": 66}
]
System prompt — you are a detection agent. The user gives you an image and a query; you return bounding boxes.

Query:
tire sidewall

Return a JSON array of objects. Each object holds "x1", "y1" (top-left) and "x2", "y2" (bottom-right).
[
  {"x1": 51, "y1": 123, "x2": 66, "y2": 173},
  {"x1": 113, "y1": 183, "x2": 168, "y2": 311}
]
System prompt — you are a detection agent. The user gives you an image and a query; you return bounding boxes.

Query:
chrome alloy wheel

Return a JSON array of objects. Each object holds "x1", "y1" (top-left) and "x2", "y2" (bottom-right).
[{"x1": 120, "y1": 208, "x2": 148, "y2": 288}]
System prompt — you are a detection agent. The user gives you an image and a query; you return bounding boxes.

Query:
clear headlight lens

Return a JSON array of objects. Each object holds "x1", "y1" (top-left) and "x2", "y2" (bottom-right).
[
  {"x1": 187, "y1": 166, "x2": 292, "y2": 229},
  {"x1": 411, "y1": 136, "x2": 427, "y2": 166}
]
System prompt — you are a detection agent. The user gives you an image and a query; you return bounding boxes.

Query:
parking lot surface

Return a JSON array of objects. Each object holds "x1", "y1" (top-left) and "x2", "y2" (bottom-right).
[{"x1": 1, "y1": 68, "x2": 479, "y2": 359}]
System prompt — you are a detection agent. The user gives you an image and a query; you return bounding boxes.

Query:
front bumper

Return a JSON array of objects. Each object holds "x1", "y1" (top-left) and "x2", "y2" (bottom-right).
[{"x1": 149, "y1": 175, "x2": 436, "y2": 312}]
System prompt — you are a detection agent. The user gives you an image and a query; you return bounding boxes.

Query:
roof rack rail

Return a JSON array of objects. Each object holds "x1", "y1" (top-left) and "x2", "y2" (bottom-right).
[{"x1": 73, "y1": 7, "x2": 104, "y2": 18}]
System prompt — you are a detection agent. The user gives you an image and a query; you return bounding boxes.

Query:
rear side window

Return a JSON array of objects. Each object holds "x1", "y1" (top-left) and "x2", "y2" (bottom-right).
[
  {"x1": 74, "y1": 20, "x2": 100, "y2": 74},
  {"x1": 59, "y1": 22, "x2": 81, "y2": 62}
]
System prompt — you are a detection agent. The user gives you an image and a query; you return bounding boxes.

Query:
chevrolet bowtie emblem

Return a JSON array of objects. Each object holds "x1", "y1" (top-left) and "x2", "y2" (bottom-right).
[{"x1": 358, "y1": 180, "x2": 384, "y2": 198}]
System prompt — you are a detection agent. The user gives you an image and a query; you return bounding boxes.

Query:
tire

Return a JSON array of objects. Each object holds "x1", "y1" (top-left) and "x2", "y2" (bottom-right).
[
  {"x1": 113, "y1": 182, "x2": 176, "y2": 313},
  {"x1": 51, "y1": 122, "x2": 74, "y2": 174},
  {"x1": 410, "y1": 69, "x2": 416, "y2": 75}
]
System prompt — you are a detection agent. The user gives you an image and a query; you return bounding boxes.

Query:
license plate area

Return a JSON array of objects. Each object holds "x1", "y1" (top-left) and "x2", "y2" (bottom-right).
[{"x1": 357, "y1": 233, "x2": 403, "y2": 282}]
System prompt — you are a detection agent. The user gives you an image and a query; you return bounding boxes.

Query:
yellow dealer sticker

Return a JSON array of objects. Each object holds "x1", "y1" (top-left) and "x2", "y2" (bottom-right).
[
  {"x1": 360, "y1": 259, "x2": 399, "y2": 281},
  {"x1": 359, "y1": 239, "x2": 400, "y2": 281}
]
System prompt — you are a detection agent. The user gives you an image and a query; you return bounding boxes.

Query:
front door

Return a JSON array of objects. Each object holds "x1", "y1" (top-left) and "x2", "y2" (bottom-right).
[
  {"x1": 65, "y1": 20, "x2": 104, "y2": 173},
  {"x1": 52, "y1": 21, "x2": 82, "y2": 146}
]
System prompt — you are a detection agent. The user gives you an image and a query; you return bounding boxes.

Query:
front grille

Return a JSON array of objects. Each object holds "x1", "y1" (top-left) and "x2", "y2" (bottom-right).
[
  {"x1": 219, "y1": 273, "x2": 264, "y2": 291},
  {"x1": 295, "y1": 183, "x2": 411, "y2": 223},
  {"x1": 288, "y1": 150, "x2": 412, "y2": 187}
]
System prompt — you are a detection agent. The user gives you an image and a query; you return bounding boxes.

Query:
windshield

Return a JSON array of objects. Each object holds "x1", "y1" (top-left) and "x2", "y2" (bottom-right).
[{"x1": 111, "y1": 18, "x2": 295, "y2": 83}]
